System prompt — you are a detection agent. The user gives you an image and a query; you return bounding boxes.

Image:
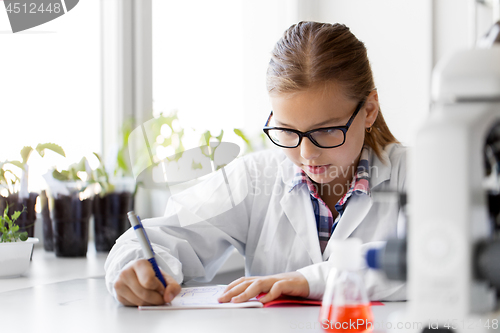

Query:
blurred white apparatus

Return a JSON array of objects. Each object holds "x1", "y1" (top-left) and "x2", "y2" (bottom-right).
[{"x1": 384, "y1": 22, "x2": 500, "y2": 333}]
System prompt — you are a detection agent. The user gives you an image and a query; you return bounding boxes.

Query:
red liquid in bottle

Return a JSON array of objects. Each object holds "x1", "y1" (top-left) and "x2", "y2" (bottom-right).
[{"x1": 320, "y1": 304, "x2": 374, "y2": 333}]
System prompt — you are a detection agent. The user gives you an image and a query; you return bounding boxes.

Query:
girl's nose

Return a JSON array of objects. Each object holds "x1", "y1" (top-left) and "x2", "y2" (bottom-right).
[{"x1": 300, "y1": 137, "x2": 321, "y2": 161}]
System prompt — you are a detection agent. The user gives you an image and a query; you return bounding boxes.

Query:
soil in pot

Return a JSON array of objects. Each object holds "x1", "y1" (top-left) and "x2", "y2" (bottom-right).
[
  {"x1": 51, "y1": 194, "x2": 92, "y2": 257},
  {"x1": 93, "y1": 191, "x2": 133, "y2": 252}
]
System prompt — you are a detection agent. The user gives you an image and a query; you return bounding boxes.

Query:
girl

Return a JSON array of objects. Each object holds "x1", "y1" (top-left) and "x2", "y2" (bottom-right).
[{"x1": 105, "y1": 21, "x2": 407, "y2": 306}]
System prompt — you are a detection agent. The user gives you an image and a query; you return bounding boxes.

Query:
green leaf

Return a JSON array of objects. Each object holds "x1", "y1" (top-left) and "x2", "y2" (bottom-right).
[
  {"x1": 20, "y1": 146, "x2": 33, "y2": 165},
  {"x1": 68, "y1": 168, "x2": 79, "y2": 181},
  {"x1": 116, "y1": 121, "x2": 133, "y2": 175},
  {"x1": 6, "y1": 160, "x2": 24, "y2": 170},
  {"x1": 1, "y1": 169, "x2": 20, "y2": 189},
  {"x1": 75, "y1": 157, "x2": 88, "y2": 172},
  {"x1": 234, "y1": 128, "x2": 250, "y2": 144},
  {"x1": 93, "y1": 152, "x2": 103, "y2": 164},
  {"x1": 234, "y1": 128, "x2": 254, "y2": 152},
  {"x1": 215, "y1": 129, "x2": 224, "y2": 142},
  {"x1": 116, "y1": 152, "x2": 129, "y2": 175},
  {"x1": 121, "y1": 118, "x2": 133, "y2": 146},
  {"x1": 96, "y1": 168, "x2": 106, "y2": 178},
  {"x1": 52, "y1": 169, "x2": 69, "y2": 181},
  {"x1": 36, "y1": 143, "x2": 66, "y2": 158},
  {"x1": 18, "y1": 232, "x2": 28, "y2": 241},
  {"x1": 11, "y1": 210, "x2": 21, "y2": 222},
  {"x1": 4, "y1": 169, "x2": 20, "y2": 180}
]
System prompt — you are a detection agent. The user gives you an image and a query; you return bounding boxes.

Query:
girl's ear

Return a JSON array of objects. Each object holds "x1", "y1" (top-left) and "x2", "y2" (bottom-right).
[{"x1": 364, "y1": 89, "x2": 379, "y2": 129}]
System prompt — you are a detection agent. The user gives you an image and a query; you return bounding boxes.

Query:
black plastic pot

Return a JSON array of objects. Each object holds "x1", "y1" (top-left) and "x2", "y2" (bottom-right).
[
  {"x1": 93, "y1": 192, "x2": 133, "y2": 252},
  {"x1": 488, "y1": 192, "x2": 500, "y2": 233},
  {"x1": 0, "y1": 192, "x2": 38, "y2": 237},
  {"x1": 50, "y1": 194, "x2": 92, "y2": 257},
  {"x1": 40, "y1": 190, "x2": 53, "y2": 251}
]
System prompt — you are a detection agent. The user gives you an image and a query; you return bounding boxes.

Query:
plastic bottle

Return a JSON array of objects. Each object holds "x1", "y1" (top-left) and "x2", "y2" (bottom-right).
[{"x1": 319, "y1": 238, "x2": 374, "y2": 333}]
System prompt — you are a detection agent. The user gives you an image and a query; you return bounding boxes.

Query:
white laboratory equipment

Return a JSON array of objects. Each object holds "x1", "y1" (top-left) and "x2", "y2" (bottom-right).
[
  {"x1": 367, "y1": 22, "x2": 500, "y2": 333},
  {"x1": 400, "y1": 37, "x2": 500, "y2": 333}
]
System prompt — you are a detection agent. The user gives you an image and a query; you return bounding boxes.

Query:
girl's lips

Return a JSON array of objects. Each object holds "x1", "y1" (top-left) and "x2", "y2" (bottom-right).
[{"x1": 304, "y1": 164, "x2": 330, "y2": 175}]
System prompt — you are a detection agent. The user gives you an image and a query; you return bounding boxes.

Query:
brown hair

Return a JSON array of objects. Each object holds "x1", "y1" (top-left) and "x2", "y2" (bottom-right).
[{"x1": 266, "y1": 21, "x2": 398, "y2": 159}]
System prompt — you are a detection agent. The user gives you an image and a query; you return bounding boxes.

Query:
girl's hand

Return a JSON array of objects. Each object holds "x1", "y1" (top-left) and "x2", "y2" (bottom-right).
[
  {"x1": 217, "y1": 272, "x2": 309, "y2": 304},
  {"x1": 114, "y1": 259, "x2": 181, "y2": 306}
]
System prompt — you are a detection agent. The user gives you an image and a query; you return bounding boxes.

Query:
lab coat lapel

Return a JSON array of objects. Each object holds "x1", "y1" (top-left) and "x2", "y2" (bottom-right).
[
  {"x1": 322, "y1": 194, "x2": 373, "y2": 260},
  {"x1": 277, "y1": 146, "x2": 391, "y2": 263},
  {"x1": 280, "y1": 186, "x2": 323, "y2": 265},
  {"x1": 369, "y1": 144, "x2": 392, "y2": 189},
  {"x1": 322, "y1": 145, "x2": 393, "y2": 260}
]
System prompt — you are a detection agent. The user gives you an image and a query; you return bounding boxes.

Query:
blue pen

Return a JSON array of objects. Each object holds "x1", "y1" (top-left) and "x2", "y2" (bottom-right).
[{"x1": 127, "y1": 211, "x2": 167, "y2": 288}]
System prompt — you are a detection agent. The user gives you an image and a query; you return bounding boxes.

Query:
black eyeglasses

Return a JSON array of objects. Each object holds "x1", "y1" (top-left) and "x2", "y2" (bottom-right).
[{"x1": 263, "y1": 99, "x2": 366, "y2": 149}]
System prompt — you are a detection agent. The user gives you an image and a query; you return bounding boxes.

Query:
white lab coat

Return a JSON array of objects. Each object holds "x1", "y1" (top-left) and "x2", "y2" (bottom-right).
[{"x1": 105, "y1": 143, "x2": 407, "y2": 301}]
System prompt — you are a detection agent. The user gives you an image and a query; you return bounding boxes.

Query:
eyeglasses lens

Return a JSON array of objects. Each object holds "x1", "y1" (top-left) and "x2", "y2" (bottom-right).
[
  {"x1": 267, "y1": 129, "x2": 345, "y2": 148},
  {"x1": 267, "y1": 129, "x2": 299, "y2": 147},
  {"x1": 310, "y1": 129, "x2": 345, "y2": 147}
]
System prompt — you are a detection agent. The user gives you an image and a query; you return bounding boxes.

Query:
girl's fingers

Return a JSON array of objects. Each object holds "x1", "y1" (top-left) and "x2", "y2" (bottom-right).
[
  {"x1": 230, "y1": 279, "x2": 274, "y2": 303},
  {"x1": 115, "y1": 260, "x2": 167, "y2": 306},
  {"x1": 223, "y1": 276, "x2": 252, "y2": 293},
  {"x1": 258, "y1": 280, "x2": 288, "y2": 303},
  {"x1": 127, "y1": 269, "x2": 166, "y2": 305},
  {"x1": 219, "y1": 272, "x2": 310, "y2": 304},
  {"x1": 114, "y1": 259, "x2": 183, "y2": 307},
  {"x1": 115, "y1": 283, "x2": 157, "y2": 307},
  {"x1": 218, "y1": 279, "x2": 254, "y2": 303},
  {"x1": 251, "y1": 278, "x2": 308, "y2": 303},
  {"x1": 163, "y1": 274, "x2": 182, "y2": 303},
  {"x1": 134, "y1": 260, "x2": 166, "y2": 295}
]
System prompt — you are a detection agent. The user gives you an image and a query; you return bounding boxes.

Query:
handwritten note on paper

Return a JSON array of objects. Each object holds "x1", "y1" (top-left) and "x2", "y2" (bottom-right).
[
  {"x1": 174, "y1": 286, "x2": 226, "y2": 306},
  {"x1": 139, "y1": 285, "x2": 263, "y2": 310}
]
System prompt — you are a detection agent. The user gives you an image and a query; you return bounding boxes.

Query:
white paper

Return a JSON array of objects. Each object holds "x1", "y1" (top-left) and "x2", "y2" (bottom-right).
[{"x1": 139, "y1": 285, "x2": 263, "y2": 310}]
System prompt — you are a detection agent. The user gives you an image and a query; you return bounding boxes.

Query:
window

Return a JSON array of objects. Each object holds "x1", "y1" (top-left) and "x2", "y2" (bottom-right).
[
  {"x1": 0, "y1": 1, "x2": 101, "y2": 194},
  {"x1": 152, "y1": 0, "x2": 297, "y2": 150}
]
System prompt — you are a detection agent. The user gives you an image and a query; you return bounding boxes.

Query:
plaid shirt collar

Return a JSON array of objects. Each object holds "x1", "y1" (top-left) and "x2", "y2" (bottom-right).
[{"x1": 289, "y1": 146, "x2": 371, "y2": 213}]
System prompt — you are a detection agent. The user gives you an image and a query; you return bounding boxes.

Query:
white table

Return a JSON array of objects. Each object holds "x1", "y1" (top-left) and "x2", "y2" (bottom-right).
[
  {"x1": 0, "y1": 243, "x2": 108, "y2": 294},
  {"x1": 0, "y1": 244, "x2": 404, "y2": 333}
]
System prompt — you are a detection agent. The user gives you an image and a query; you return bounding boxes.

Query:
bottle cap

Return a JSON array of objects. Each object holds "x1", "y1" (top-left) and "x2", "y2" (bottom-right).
[
  {"x1": 329, "y1": 238, "x2": 362, "y2": 270},
  {"x1": 366, "y1": 248, "x2": 381, "y2": 269}
]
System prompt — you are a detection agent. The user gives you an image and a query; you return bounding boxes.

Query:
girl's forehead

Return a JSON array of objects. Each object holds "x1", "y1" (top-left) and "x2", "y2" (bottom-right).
[
  {"x1": 270, "y1": 83, "x2": 353, "y2": 110},
  {"x1": 271, "y1": 86, "x2": 354, "y2": 116}
]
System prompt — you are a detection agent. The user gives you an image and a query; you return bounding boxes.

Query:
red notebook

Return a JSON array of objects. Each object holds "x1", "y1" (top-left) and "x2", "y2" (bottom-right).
[{"x1": 256, "y1": 293, "x2": 384, "y2": 308}]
